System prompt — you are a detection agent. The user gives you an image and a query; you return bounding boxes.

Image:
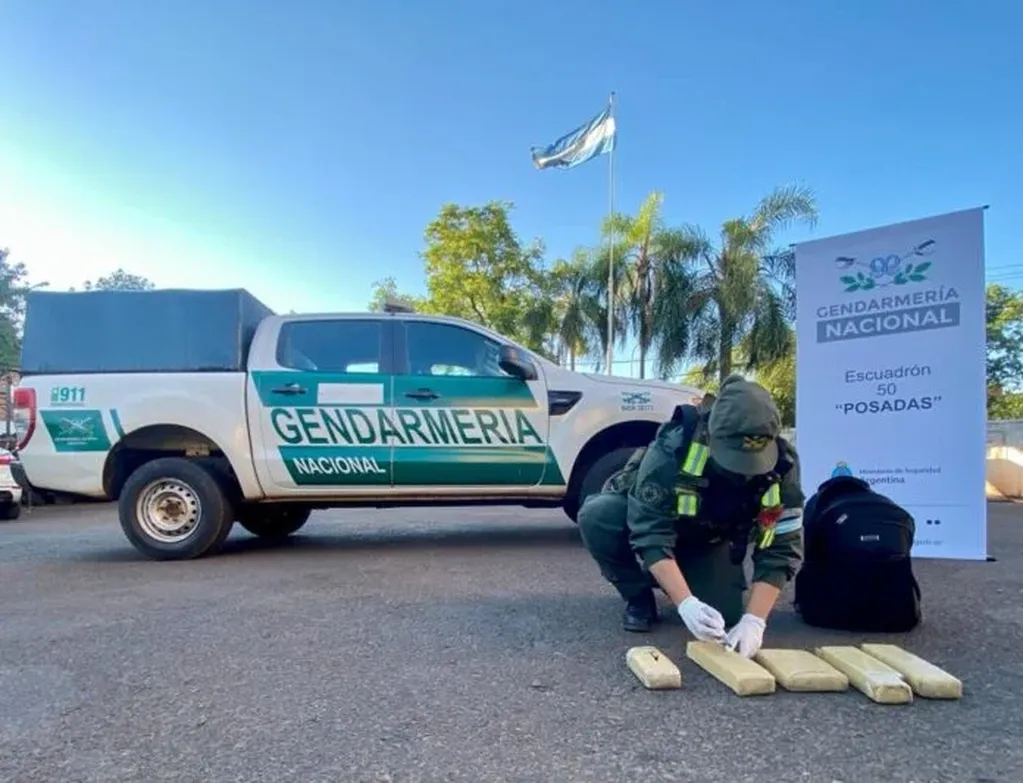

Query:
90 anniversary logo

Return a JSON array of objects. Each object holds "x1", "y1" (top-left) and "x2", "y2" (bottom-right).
[{"x1": 835, "y1": 239, "x2": 935, "y2": 292}]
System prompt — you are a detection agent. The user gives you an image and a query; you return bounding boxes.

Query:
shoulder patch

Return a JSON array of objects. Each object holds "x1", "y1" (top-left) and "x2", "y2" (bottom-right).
[{"x1": 638, "y1": 481, "x2": 666, "y2": 507}]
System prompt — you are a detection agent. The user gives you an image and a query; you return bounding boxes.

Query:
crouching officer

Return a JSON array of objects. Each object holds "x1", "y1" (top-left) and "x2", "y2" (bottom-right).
[{"x1": 577, "y1": 375, "x2": 804, "y2": 659}]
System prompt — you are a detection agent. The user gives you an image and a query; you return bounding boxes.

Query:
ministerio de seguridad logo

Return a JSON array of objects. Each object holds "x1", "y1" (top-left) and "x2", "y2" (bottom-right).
[{"x1": 835, "y1": 239, "x2": 935, "y2": 293}]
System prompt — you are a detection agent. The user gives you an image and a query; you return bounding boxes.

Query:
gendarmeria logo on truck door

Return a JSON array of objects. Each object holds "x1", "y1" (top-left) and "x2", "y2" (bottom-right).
[
  {"x1": 272, "y1": 405, "x2": 542, "y2": 448},
  {"x1": 253, "y1": 372, "x2": 564, "y2": 487},
  {"x1": 270, "y1": 405, "x2": 543, "y2": 477}
]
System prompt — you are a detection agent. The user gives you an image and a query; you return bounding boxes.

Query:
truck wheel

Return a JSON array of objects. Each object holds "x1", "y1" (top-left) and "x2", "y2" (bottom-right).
[
  {"x1": 564, "y1": 446, "x2": 638, "y2": 523},
  {"x1": 119, "y1": 457, "x2": 235, "y2": 561},
  {"x1": 237, "y1": 505, "x2": 311, "y2": 540},
  {"x1": 0, "y1": 502, "x2": 21, "y2": 520}
]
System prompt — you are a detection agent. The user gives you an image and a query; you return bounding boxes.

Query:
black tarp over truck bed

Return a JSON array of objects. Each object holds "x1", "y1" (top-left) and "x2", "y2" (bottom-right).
[{"x1": 19, "y1": 288, "x2": 276, "y2": 375}]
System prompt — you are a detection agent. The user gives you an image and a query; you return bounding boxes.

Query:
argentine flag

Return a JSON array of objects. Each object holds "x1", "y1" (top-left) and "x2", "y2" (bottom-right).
[{"x1": 531, "y1": 101, "x2": 617, "y2": 170}]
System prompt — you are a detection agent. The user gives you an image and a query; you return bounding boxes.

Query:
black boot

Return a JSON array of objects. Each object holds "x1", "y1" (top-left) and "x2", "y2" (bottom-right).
[{"x1": 622, "y1": 590, "x2": 660, "y2": 633}]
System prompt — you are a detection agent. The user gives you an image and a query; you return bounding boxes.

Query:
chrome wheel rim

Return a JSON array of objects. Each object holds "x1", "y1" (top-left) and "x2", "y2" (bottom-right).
[{"x1": 135, "y1": 479, "x2": 202, "y2": 544}]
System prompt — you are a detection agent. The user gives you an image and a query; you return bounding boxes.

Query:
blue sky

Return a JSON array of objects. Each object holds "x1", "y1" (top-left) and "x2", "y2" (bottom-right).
[{"x1": 2, "y1": 0, "x2": 1021, "y2": 372}]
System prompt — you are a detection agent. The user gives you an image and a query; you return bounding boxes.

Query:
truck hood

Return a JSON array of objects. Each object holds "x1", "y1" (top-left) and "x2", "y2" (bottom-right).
[{"x1": 582, "y1": 373, "x2": 705, "y2": 398}]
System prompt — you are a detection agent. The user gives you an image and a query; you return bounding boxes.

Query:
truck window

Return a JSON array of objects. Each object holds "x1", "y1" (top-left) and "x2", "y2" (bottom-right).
[
  {"x1": 403, "y1": 322, "x2": 509, "y2": 378},
  {"x1": 276, "y1": 319, "x2": 384, "y2": 373}
]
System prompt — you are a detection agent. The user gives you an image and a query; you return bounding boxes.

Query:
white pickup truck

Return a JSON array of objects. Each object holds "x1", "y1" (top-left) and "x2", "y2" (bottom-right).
[{"x1": 14, "y1": 289, "x2": 703, "y2": 560}]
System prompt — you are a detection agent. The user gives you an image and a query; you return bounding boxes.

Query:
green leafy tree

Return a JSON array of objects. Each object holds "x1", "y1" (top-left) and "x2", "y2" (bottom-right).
[
  {"x1": 364, "y1": 202, "x2": 562, "y2": 358},
  {"x1": 418, "y1": 202, "x2": 545, "y2": 338},
  {"x1": 675, "y1": 185, "x2": 818, "y2": 384},
  {"x1": 79, "y1": 268, "x2": 155, "y2": 291},
  {"x1": 0, "y1": 247, "x2": 46, "y2": 370},
  {"x1": 991, "y1": 393, "x2": 1023, "y2": 420},
  {"x1": 986, "y1": 283, "x2": 1023, "y2": 419},
  {"x1": 0, "y1": 317, "x2": 17, "y2": 372},
  {"x1": 368, "y1": 276, "x2": 422, "y2": 312},
  {"x1": 751, "y1": 331, "x2": 795, "y2": 427},
  {"x1": 680, "y1": 363, "x2": 720, "y2": 393},
  {"x1": 370, "y1": 201, "x2": 555, "y2": 355}
]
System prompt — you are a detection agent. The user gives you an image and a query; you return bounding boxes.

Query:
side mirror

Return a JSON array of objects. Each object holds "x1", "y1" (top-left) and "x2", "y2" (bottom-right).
[{"x1": 498, "y1": 345, "x2": 538, "y2": 381}]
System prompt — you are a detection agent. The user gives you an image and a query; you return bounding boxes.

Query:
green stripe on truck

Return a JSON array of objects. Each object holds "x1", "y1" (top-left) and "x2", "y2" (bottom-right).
[
  {"x1": 276, "y1": 445, "x2": 566, "y2": 487},
  {"x1": 110, "y1": 408, "x2": 126, "y2": 439}
]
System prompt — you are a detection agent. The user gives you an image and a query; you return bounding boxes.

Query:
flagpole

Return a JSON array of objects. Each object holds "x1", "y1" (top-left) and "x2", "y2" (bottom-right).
[{"x1": 606, "y1": 91, "x2": 616, "y2": 375}]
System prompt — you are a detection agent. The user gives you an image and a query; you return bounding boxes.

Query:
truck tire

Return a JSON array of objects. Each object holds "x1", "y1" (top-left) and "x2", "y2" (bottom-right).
[
  {"x1": 564, "y1": 445, "x2": 638, "y2": 523},
  {"x1": 0, "y1": 502, "x2": 21, "y2": 520},
  {"x1": 119, "y1": 457, "x2": 235, "y2": 561},
  {"x1": 237, "y1": 505, "x2": 311, "y2": 540}
]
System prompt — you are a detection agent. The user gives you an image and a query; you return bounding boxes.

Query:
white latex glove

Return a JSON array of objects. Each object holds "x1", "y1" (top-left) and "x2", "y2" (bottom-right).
[
  {"x1": 724, "y1": 613, "x2": 766, "y2": 659},
  {"x1": 677, "y1": 596, "x2": 726, "y2": 642}
]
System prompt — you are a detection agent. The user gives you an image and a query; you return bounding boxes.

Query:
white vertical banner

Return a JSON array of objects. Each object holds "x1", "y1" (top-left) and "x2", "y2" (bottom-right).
[{"x1": 794, "y1": 207, "x2": 988, "y2": 560}]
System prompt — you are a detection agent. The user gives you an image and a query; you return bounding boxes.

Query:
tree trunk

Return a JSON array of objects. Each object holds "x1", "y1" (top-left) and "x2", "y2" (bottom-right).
[
  {"x1": 569, "y1": 351, "x2": 576, "y2": 372},
  {"x1": 636, "y1": 254, "x2": 651, "y2": 379},
  {"x1": 718, "y1": 326, "x2": 733, "y2": 384}
]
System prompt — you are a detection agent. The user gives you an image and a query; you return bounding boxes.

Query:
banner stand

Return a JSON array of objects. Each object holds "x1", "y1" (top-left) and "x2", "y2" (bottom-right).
[{"x1": 793, "y1": 207, "x2": 988, "y2": 561}]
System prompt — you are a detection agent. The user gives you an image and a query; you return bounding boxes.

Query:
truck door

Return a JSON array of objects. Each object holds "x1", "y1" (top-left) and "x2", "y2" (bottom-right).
[
  {"x1": 389, "y1": 319, "x2": 552, "y2": 488},
  {"x1": 248, "y1": 316, "x2": 396, "y2": 496}
]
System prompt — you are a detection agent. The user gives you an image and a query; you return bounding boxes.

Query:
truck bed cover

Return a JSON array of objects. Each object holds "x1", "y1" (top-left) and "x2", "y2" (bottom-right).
[{"x1": 19, "y1": 288, "x2": 275, "y2": 375}]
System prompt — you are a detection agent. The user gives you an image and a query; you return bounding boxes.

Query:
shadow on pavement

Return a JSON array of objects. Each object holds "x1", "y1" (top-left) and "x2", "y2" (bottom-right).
[
  {"x1": 221, "y1": 522, "x2": 584, "y2": 557},
  {"x1": 65, "y1": 520, "x2": 584, "y2": 563}
]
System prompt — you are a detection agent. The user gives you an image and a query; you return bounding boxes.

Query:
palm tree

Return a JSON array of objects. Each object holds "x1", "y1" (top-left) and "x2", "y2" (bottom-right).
[
  {"x1": 647, "y1": 228, "x2": 702, "y2": 379},
  {"x1": 603, "y1": 192, "x2": 663, "y2": 378},
  {"x1": 676, "y1": 185, "x2": 818, "y2": 384},
  {"x1": 547, "y1": 252, "x2": 604, "y2": 370},
  {"x1": 601, "y1": 191, "x2": 700, "y2": 378},
  {"x1": 584, "y1": 241, "x2": 631, "y2": 373}
]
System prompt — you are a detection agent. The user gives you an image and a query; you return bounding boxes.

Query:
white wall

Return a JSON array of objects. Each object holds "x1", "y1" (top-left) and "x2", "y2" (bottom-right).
[{"x1": 986, "y1": 420, "x2": 1023, "y2": 498}]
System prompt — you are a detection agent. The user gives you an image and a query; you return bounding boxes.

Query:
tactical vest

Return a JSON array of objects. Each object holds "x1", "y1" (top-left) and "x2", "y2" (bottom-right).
[{"x1": 674, "y1": 413, "x2": 786, "y2": 553}]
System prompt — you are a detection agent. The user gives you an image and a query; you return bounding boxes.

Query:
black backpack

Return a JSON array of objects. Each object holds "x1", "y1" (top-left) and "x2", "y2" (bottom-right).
[{"x1": 794, "y1": 475, "x2": 921, "y2": 632}]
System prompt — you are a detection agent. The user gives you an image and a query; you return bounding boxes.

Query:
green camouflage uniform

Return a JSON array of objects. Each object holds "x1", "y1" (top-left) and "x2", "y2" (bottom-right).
[{"x1": 577, "y1": 375, "x2": 804, "y2": 627}]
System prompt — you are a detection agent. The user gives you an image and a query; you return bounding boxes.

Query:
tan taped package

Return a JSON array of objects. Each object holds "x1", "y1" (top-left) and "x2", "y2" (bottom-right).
[
  {"x1": 815, "y1": 645, "x2": 913, "y2": 704},
  {"x1": 754, "y1": 649, "x2": 850, "y2": 692},
  {"x1": 686, "y1": 641, "x2": 776, "y2": 696},
  {"x1": 626, "y1": 646, "x2": 682, "y2": 690},
  {"x1": 859, "y1": 644, "x2": 962, "y2": 699}
]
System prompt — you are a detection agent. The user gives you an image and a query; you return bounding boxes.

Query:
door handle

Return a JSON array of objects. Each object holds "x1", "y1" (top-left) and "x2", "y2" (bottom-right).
[
  {"x1": 271, "y1": 383, "x2": 307, "y2": 396},
  {"x1": 404, "y1": 388, "x2": 439, "y2": 400}
]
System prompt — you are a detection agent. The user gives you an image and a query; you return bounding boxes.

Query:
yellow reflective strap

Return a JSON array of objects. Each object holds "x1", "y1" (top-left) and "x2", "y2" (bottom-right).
[
  {"x1": 681, "y1": 443, "x2": 709, "y2": 476},
  {"x1": 676, "y1": 491, "x2": 698, "y2": 516},
  {"x1": 761, "y1": 483, "x2": 781, "y2": 508},
  {"x1": 758, "y1": 526, "x2": 776, "y2": 549}
]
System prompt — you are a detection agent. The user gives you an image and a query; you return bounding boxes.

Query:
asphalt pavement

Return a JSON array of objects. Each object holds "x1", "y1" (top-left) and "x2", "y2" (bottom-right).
[{"x1": 1, "y1": 500, "x2": 1020, "y2": 783}]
